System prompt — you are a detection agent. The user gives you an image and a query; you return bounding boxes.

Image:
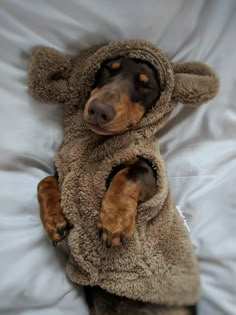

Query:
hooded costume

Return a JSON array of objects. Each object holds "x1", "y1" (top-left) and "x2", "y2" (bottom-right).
[{"x1": 28, "y1": 40, "x2": 219, "y2": 310}]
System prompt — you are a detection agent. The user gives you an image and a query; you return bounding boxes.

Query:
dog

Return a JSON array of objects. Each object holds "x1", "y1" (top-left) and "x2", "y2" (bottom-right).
[
  {"x1": 36, "y1": 56, "x2": 198, "y2": 315},
  {"x1": 37, "y1": 57, "x2": 160, "y2": 249}
]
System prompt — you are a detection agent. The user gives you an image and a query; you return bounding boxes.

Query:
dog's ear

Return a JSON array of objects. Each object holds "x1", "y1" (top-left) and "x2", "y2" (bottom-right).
[
  {"x1": 171, "y1": 62, "x2": 219, "y2": 106},
  {"x1": 28, "y1": 46, "x2": 71, "y2": 103}
]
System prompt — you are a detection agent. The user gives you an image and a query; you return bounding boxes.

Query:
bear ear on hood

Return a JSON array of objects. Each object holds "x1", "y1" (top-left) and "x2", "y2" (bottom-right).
[
  {"x1": 28, "y1": 46, "x2": 71, "y2": 103},
  {"x1": 171, "y1": 62, "x2": 219, "y2": 106}
]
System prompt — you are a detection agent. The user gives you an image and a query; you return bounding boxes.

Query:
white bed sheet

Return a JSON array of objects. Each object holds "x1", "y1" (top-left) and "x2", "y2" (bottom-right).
[{"x1": 0, "y1": 1, "x2": 235, "y2": 314}]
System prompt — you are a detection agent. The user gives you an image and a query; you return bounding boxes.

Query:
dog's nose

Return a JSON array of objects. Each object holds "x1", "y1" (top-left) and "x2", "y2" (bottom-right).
[{"x1": 88, "y1": 99, "x2": 115, "y2": 125}]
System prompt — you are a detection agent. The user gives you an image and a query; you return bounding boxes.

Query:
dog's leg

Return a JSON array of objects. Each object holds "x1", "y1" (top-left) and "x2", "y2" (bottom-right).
[
  {"x1": 37, "y1": 176, "x2": 72, "y2": 246},
  {"x1": 91, "y1": 288, "x2": 195, "y2": 315},
  {"x1": 97, "y1": 158, "x2": 157, "y2": 248},
  {"x1": 90, "y1": 286, "x2": 195, "y2": 315}
]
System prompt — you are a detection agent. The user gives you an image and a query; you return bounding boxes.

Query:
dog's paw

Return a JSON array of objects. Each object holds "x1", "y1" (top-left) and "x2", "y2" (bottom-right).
[
  {"x1": 97, "y1": 194, "x2": 137, "y2": 248},
  {"x1": 42, "y1": 208, "x2": 73, "y2": 247}
]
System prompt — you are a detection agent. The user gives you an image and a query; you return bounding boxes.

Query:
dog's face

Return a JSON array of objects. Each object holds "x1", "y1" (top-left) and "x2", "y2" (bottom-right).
[{"x1": 83, "y1": 58, "x2": 160, "y2": 135}]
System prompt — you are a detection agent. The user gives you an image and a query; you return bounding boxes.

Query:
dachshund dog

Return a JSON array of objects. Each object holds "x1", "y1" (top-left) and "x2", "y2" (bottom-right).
[{"x1": 37, "y1": 57, "x2": 160, "y2": 250}]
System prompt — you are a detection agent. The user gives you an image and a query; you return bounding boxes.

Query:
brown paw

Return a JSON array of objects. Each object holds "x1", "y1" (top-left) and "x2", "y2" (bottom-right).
[
  {"x1": 43, "y1": 212, "x2": 73, "y2": 247},
  {"x1": 97, "y1": 195, "x2": 137, "y2": 248},
  {"x1": 38, "y1": 176, "x2": 74, "y2": 247}
]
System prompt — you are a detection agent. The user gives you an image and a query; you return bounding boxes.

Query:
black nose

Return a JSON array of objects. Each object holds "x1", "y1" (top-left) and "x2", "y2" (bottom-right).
[{"x1": 88, "y1": 99, "x2": 115, "y2": 125}]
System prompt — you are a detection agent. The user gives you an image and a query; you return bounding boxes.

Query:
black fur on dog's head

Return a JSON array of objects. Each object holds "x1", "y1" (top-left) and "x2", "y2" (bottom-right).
[{"x1": 83, "y1": 58, "x2": 160, "y2": 135}]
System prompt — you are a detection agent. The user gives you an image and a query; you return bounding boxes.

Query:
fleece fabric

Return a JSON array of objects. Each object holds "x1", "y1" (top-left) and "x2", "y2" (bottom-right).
[{"x1": 28, "y1": 39, "x2": 219, "y2": 307}]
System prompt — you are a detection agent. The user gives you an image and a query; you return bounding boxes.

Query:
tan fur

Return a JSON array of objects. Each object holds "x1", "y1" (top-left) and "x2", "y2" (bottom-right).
[
  {"x1": 37, "y1": 176, "x2": 68, "y2": 244},
  {"x1": 28, "y1": 40, "x2": 219, "y2": 314},
  {"x1": 84, "y1": 90, "x2": 145, "y2": 134},
  {"x1": 139, "y1": 73, "x2": 149, "y2": 83},
  {"x1": 97, "y1": 168, "x2": 140, "y2": 246},
  {"x1": 111, "y1": 62, "x2": 121, "y2": 70}
]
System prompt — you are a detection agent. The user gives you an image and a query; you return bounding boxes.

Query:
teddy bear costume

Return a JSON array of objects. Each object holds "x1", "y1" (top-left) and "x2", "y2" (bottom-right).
[{"x1": 28, "y1": 40, "x2": 219, "y2": 310}]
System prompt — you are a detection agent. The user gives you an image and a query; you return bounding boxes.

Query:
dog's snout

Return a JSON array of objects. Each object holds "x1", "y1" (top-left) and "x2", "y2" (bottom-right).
[
  {"x1": 102, "y1": 90, "x2": 117, "y2": 102},
  {"x1": 88, "y1": 99, "x2": 115, "y2": 125}
]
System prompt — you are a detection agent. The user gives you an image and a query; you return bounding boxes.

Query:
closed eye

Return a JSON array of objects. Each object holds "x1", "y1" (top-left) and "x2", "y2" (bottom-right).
[
  {"x1": 136, "y1": 81, "x2": 153, "y2": 92},
  {"x1": 135, "y1": 74, "x2": 152, "y2": 90},
  {"x1": 104, "y1": 66, "x2": 120, "y2": 77},
  {"x1": 138, "y1": 86, "x2": 152, "y2": 93}
]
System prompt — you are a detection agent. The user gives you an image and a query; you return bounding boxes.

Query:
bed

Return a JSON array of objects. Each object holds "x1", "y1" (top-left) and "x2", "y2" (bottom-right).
[{"x1": 0, "y1": 1, "x2": 235, "y2": 314}]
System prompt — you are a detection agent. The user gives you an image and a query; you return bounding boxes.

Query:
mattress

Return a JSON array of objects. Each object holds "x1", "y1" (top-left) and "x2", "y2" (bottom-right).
[{"x1": 0, "y1": 1, "x2": 235, "y2": 314}]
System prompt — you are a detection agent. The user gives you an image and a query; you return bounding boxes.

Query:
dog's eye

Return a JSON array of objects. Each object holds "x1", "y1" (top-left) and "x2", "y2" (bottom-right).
[
  {"x1": 135, "y1": 75, "x2": 151, "y2": 92},
  {"x1": 138, "y1": 86, "x2": 152, "y2": 94}
]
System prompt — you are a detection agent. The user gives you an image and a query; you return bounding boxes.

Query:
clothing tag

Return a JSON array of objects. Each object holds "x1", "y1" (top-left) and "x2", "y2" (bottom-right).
[{"x1": 176, "y1": 206, "x2": 190, "y2": 233}]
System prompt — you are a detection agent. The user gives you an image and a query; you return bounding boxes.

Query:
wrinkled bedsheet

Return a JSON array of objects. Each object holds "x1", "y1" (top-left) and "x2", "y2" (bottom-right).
[{"x1": 0, "y1": 1, "x2": 235, "y2": 314}]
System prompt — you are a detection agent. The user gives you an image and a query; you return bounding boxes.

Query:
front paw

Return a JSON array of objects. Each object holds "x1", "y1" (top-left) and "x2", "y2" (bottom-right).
[
  {"x1": 97, "y1": 195, "x2": 137, "y2": 248},
  {"x1": 45, "y1": 216, "x2": 73, "y2": 247},
  {"x1": 41, "y1": 205, "x2": 73, "y2": 247}
]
